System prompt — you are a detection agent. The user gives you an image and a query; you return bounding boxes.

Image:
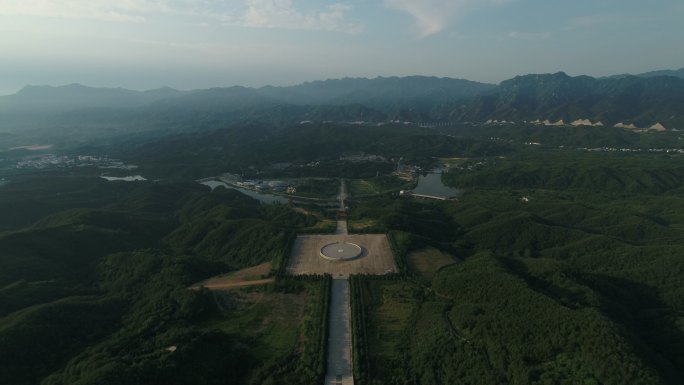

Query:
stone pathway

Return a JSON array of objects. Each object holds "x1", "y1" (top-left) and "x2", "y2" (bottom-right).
[
  {"x1": 288, "y1": 178, "x2": 395, "y2": 385},
  {"x1": 326, "y1": 180, "x2": 353, "y2": 384},
  {"x1": 324, "y1": 278, "x2": 354, "y2": 385},
  {"x1": 335, "y1": 220, "x2": 348, "y2": 235}
]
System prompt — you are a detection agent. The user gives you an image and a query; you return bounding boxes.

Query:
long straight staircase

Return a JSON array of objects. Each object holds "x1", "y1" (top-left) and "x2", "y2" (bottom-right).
[
  {"x1": 324, "y1": 278, "x2": 354, "y2": 385},
  {"x1": 325, "y1": 179, "x2": 354, "y2": 385}
]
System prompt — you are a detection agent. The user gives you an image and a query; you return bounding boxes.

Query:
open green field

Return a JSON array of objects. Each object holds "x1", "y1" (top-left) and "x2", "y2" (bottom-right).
[
  {"x1": 202, "y1": 279, "x2": 325, "y2": 383},
  {"x1": 356, "y1": 280, "x2": 419, "y2": 381},
  {"x1": 347, "y1": 218, "x2": 382, "y2": 233},
  {"x1": 208, "y1": 290, "x2": 305, "y2": 357},
  {"x1": 348, "y1": 176, "x2": 412, "y2": 197},
  {"x1": 407, "y1": 246, "x2": 458, "y2": 280},
  {"x1": 300, "y1": 218, "x2": 337, "y2": 234},
  {"x1": 292, "y1": 178, "x2": 339, "y2": 199}
]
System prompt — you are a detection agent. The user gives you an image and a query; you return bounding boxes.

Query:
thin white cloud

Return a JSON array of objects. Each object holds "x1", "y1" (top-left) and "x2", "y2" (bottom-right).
[
  {"x1": 507, "y1": 31, "x2": 551, "y2": 40},
  {"x1": 383, "y1": 0, "x2": 511, "y2": 38},
  {"x1": 0, "y1": 0, "x2": 360, "y2": 33},
  {"x1": 0, "y1": 0, "x2": 149, "y2": 22},
  {"x1": 238, "y1": 0, "x2": 361, "y2": 33},
  {"x1": 567, "y1": 13, "x2": 657, "y2": 29}
]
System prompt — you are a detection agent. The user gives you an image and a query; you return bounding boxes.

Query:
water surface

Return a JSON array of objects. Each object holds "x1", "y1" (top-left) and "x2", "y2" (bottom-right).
[
  {"x1": 101, "y1": 175, "x2": 147, "y2": 182},
  {"x1": 412, "y1": 171, "x2": 463, "y2": 198}
]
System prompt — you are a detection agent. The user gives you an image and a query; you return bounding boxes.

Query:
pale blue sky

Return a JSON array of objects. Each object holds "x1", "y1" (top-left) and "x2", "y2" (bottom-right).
[{"x1": 0, "y1": 0, "x2": 682, "y2": 95}]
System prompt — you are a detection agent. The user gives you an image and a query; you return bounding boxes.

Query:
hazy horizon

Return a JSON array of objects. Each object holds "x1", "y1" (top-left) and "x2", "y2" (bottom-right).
[
  {"x1": 3, "y1": 67, "x2": 684, "y2": 98},
  {"x1": 1, "y1": 0, "x2": 683, "y2": 96}
]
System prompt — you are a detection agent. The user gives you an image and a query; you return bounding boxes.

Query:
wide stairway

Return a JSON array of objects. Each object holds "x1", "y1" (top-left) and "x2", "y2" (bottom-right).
[{"x1": 324, "y1": 278, "x2": 354, "y2": 385}]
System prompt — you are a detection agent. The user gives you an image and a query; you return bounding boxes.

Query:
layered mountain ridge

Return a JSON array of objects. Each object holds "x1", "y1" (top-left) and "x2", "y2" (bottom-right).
[{"x1": 1, "y1": 70, "x2": 683, "y2": 130}]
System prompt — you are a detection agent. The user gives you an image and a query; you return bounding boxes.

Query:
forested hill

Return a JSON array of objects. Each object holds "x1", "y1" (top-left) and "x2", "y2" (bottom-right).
[
  {"x1": 0, "y1": 84, "x2": 186, "y2": 112},
  {"x1": 0, "y1": 76, "x2": 492, "y2": 133},
  {"x1": 2, "y1": 72, "x2": 684, "y2": 133},
  {"x1": 0, "y1": 76, "x2": 492, "y2": 115},
  {"x1": 258, "y1": 76, "x2": 494, "y2": 107},
  {"x1": 447, "y1": 72, "x2": 684, "y2": 128}
]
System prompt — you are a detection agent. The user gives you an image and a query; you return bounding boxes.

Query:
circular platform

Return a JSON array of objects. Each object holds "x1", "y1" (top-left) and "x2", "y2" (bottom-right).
[{"x1": 319, "y1": 242, "x2": 363, "y2": 261}]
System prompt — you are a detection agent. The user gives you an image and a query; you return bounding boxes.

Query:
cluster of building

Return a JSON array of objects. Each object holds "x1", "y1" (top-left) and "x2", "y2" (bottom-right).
[
  {"x1": 488, "y1": 136, "x2": 515, "y2": 143},
  {"x1": 580, "y1": 147, "x2": 684, "y2": 154},
  {"x1": 218, "y1": 174, "x2": 294, "y2": 193},
  {"x1": 485, "y1": 119, "x2": 517, "y2": 125},
  {"x1": 339, "y1": 153, "x2": 387, "y2": 163},
  {"x1": 16, "y1": 154, "x2": 72, "y2": 169},
  {"x1": 480, "y1": 118, "x2": 676, "y2": 132},
  {"x1": 392, "y1": 163, "x2": 420, "y2": 180},
  {"x1": 261, "y1": 155, "x2": 387, "y2": 174},
  {"x1": 15, "y1": 154, "x2": 136, "y2": 170},
  {"x1": 526, "y1": 119, "x2": 672, "y2": 131},
  {"x1": 450, "y1": 160, "x2": 489, "y2": 172}
]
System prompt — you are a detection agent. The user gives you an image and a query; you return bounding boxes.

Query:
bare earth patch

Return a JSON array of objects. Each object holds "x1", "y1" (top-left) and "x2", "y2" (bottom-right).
[
  {"x1": 287, "y1": 234, "x2": 397, "y2": 277},
  {"x1": 189, "y1": 262, "x2": 274, "y2": 291}
]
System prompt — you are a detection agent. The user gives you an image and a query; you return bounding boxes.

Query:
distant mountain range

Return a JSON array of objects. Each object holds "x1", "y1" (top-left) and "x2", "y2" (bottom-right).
[
  {"x1": 604, "y1": 68, "x2": 684, "y2": 80},
  {"x1": 637, "y1": 68, "x2": 684, "y2": 79},
  {"x1": 0, "y1": 76, "x2": 492, "y2": 114},
  {"x1": 1, "y1": 69, "x2": 683, "y2": 131},
  {"x1": 0, "y1": 84, "x2": 185, "y2": 112},
  {"x1": 449, "y1": 72, "x2": 684, "y2": 128}
]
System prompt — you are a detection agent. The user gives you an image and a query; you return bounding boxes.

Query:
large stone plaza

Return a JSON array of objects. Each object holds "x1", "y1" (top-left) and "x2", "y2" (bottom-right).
[{"x1": 286, "y1": 230, "x2": 397, "y2": 277}]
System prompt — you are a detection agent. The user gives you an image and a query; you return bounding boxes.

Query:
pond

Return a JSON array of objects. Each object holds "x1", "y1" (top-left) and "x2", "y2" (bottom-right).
[
  {"x1": 412, "y1": 170, "x2": 463, "y2": 199},
  {"x1": 101, "y1": 175, "x2": 147, "y2": 182}
]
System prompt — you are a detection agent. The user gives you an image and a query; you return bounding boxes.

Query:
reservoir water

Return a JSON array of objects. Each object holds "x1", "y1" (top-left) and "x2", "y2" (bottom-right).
[
  {"x1": 101, "y1": 175, "x2": 147, "y2": 182},
  {"x1": 412, "y1": 171, "x2": 463, "y2": 199}
]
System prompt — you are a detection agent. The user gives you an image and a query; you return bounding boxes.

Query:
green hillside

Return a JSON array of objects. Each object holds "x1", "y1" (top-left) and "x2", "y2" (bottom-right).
[
  {"x1": 0, "y1": 175, "x2": 330, "y2": 385},
  {"x1": 347, "y1": 151, "x2": 684, "y2": 384}
]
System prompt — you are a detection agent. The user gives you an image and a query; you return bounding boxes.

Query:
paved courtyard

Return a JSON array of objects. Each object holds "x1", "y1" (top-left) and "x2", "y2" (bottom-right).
[{"x1": 286, "y1": 232, "x2": 397, "y2": 277}]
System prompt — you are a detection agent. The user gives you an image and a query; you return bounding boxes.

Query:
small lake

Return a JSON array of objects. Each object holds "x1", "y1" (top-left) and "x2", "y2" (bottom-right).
[
  {"x1": 201, "y1": 180, "x2": 288, "y2": 204},
  {"x1": 412, "y1": 171, "x2": 463, "y2": 199},
  {"x1": 101, "y1": 175, "x2": 147, "y2": 182}
]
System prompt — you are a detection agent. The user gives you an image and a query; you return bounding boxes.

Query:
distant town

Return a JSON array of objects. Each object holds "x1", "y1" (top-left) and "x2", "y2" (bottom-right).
[{"x1": 14, "y1": 154, "x2": 137, "y2": 170}]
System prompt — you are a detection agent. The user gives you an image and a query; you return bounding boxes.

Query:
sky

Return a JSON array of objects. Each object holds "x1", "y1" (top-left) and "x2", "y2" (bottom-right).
[{"x1": 0, "y1": 0, "x2": 683, "y2": 95}]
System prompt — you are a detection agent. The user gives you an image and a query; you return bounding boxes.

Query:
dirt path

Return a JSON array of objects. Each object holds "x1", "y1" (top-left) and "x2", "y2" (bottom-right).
[
  {"x1": 188, "y1": 262, "x2": 273, "y2": 291},
  {"x1": 190, "y1": 278, "x2": 275, "y2": 291}
]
